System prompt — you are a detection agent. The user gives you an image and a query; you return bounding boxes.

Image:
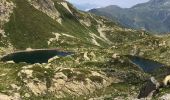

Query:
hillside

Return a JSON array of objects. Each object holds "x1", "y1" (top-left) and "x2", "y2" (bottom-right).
[
  {"x1": 89, "y1": 0, "x2": 170, "y2": 34},
  {"x1": 1, "y1": 0, "x2": 170, "y2": 99},
  {"x1": 1, "y1": 0, "x2": 146, "y2": 51}
]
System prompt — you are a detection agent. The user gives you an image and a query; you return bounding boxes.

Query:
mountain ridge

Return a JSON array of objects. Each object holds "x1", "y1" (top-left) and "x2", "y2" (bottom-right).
[
  {"x1": 89, "y1": 0, "x2": 170, "y2": 34},
  {"x1": 1, "y1": 0, "x2": 170, "y2": 99},
  {"x1": 1, "y1": 0, "x2": 147, "y2": 51}
]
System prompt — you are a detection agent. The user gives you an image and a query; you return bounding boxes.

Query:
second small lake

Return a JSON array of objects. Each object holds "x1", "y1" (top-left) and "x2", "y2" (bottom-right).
[{"x1": 128, "y1": 55, "x2": 165, "y2": 73}]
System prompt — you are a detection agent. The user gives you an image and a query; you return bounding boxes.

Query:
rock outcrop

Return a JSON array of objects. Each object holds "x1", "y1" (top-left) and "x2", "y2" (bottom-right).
[
  {"x1": 0, "y1": 0, "x2": 15, "y2": 27},
  {"x1": 138, "y1": 77, "x2": 160, "y2": 99},
  {"x1": 27, "y1": 0, "x2": 62, "y2": 24},
  {"x1": 0, "y1": 0, "x2": 15, "y2": 47},
  {"x1": 159, "y1": 94, "x2": 170, "y2": 100},
  {"x1": 18, "y1": 64, "x2": 121, "y2": 98}
]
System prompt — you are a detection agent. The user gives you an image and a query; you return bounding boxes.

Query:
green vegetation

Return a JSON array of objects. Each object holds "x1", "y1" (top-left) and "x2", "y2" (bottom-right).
[
  {"x1": 1, "y1": 0, "x2": 170, "y2": 99},
  {"x1": 89, "y1": 76, "x2": 103, "y2": 83},
  {"x1": 89, "y1": 0, "x2": 170, "y2": 33},
  {"x1": 5, "y1": 0, "x2": 59, "y2": 49}
]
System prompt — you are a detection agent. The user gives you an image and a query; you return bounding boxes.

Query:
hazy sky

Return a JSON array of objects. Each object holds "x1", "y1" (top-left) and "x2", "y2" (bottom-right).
[{"x1": 67, "y1": 0, "x2": 150, "y2": 8}]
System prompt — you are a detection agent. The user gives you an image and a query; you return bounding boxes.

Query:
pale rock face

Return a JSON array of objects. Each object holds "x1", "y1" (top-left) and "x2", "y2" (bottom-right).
[
  {"x1": 59, "y1": 2, "x2": 73, "y2": 14},
  {"x1": 83, "y1": 52, "x2": 90, "y2": 60},
  {"x1": 11, "y1": 93, "x2": 21, "y2": 100},
  {"x1": 18, "y1": 65, "x2": 117, "y2": 98},
  {"x1": 159, "y1": 41, "x2": 166, "y2": 46},
  {"x1": 79, "y1": 18, "x2": 91, "y2": 27},
  {"x1": 10, "y1": 84, "x2": 21, "y2": 91},
  {"x1": 89, "y1": 33, "x2": 103, "y2": 46},
  {"x1": 0, "y1": 29, "x2": 6, "y2": 37},
  {"x1": 24, "y1": 93, "x2": 30, "y2": 98},
  {"x1": 26, "y1": 47, "x2": 33, "y2": 51},
  {"x1": 89, "y1": 52, "x2": 97, "y2": 61},
  {"x1": 91, "y1": 37, "x2": 101, "y2": 46},
  {"x1": 0, "y1": 0, "x2": 15, "y2": 26},
  {"x1": 48, "y1": 32, "x2": 76, "y2": 45},
  {"x1": 0, "y1": 93, "x2": 21, "y2": 100},
  {"x1": 0, "y1": 73, "x2": 6, "y2": 77},
  {"x1": 0, "y1": 0, "x2": 15, "y2": 47},
  {"x1": 6, "y1": 60, "x2": 15, "y2": 63},
  {"x1": 48, "y1": 55, "x2": 59, "y2": 63},
  {"x1": 159, "y1": 94, "x2": 170, "y2": 100},
  {"x1": 112, "y1": 53, "x2": 118, "y2": 59},
  {"x1": 0, "y1": 44, "x2": 14, "y2": 54},
  {"x1": 27, "y1": 0, "x2": 62, "y2": 24},
  {"x1": 0, "y1": 93, "x2": 11, "y2": 100},
  {"x1": 97, "y1": 25, "x2": 111, "y2": 43},
  {"x1": 26, "y1": 82, "x2": 47, "y2": 96},
  {"x1": 91, "y1": 71, "x2": 101, "y2": 76},
  {"x1": 89, "y1": 14, "x2": 114, "y2": 44},
  {"x1": 163, "y1": 75, "x2": 170, "y2": 86},
  {"x1": 48, "y1": 32, "x2": 61, "y2": 45},
  {"x1": 62, "y1": 33, "x2": 75, "y2": 38},
  {"x1": 18, "y1": 65, "x2": 48, "y2": 96},
  {"x1": 20, "y1": 69, "x2": 33, "y2": 79}
]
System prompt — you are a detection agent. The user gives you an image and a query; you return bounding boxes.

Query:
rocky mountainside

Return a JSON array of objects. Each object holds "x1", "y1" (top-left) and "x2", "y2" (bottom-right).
[
  {"x1": 1, "y1": 0, "x2": 170, "y2": 99},
  {"x1": 89, "y1": 0, "x2": 170, "y2": 34},
  {"x1": 0, "y1": 0, "x2": 143, "y2": 51}
]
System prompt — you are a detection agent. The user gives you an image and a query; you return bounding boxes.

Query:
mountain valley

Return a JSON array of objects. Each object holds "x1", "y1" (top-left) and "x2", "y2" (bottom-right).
[
  {"x1": 0, "y1": 0, "x2": 170, "y2": 99},
  {"x1": 89, "y1": 0, "x2": 170, "y2": 34}
]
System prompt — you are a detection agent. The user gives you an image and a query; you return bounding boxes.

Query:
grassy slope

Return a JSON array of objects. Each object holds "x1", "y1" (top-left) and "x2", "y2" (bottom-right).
[
  {"x1": 5, "y1": 0, "x2": 61, "y2": 49},
  {"x1": 1, "y1": 0, "x2": 170, "y2": 99},
  {"x1": 4, "y1": 0, "x2": 96, "y2": 49},
  {"x1": 3, "y1": 0, "x2": 149, "y2": 50}
]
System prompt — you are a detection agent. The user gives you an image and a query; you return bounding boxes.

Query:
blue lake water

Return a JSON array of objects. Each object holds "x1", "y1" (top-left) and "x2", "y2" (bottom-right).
[
  {"x1": 1, "y1": 49, "x2": 73, "y2": 64},
  {"x1": 128, "y1": 56, "x2": 164, "y2": 73}
]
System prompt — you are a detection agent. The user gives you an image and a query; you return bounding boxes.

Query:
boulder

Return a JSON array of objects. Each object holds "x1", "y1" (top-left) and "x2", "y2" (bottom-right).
[{"x1": 138, "y1": 77, "x2": 160, "y2": 99}]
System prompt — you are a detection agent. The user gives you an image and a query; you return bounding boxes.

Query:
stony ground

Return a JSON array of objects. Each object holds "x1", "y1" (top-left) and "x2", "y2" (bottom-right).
[{"x1": 1, "y1": 0, "x2": 170, "y2": 100}]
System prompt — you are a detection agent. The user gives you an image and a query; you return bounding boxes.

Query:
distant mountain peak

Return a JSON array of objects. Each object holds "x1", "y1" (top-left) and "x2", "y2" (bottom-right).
[
  {"x1": 89, "y1": 0, "x2": 170, "y2": 33},
  {"x1": 150, "y1": 0, "x2": 167, "y2": 3},
  {"x1": 149, "y1": 0, "x2": 170, "y2": 5},
  {"x1": 105, "y1": 5, "x2": 122, "y2": 9}
]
